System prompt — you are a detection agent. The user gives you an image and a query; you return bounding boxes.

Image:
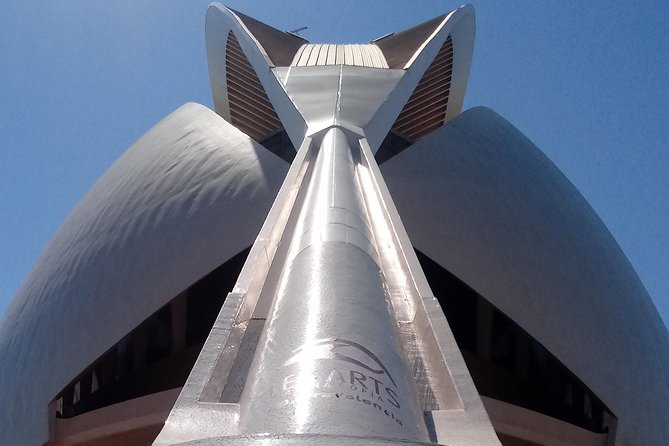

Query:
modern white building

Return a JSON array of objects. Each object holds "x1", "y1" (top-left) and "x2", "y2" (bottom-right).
[{"x1": 1, "y1": 4, "x2": 667, "y2": 446}]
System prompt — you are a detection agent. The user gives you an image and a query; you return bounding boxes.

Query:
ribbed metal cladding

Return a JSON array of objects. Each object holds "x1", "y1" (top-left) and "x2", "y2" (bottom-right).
[
  {"x1": 291, "y1": 44, "x2": 389, "y2": 68},
  {"x1": 225, "y1": 31, "x2": 281, "y2": 141},
  {"x1": 392, "y1": 35, "x2": 453, "y2": 141}
]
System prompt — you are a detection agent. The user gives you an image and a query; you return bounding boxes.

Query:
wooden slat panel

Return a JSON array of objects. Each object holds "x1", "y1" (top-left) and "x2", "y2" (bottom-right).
[
  {"x1": 392, "y1": 35, "x2": 453, "y2": 141},
  {"x1": 225, "y1": 31, "x2": 282, "y2": 141}
]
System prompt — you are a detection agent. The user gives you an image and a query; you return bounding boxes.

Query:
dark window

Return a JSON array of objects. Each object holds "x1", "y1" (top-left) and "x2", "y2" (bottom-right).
[
  {"x1": 185, "y1": 247, "x2": 250, "y2": 346},
  {"x1": 115, "y1": 334, "x2": 134, "y2": 380},
  {"x1": 147, "y1": 306, "x2": 173, "y2": 362},
  {"x1": 55, "y1": 247, "x2": 251, "y2": 419},
  {"x1": 415, "y1": 247, "x2": 476, "y2": 352},
  {"x1": 490, "y1": 311, "x2": 515, "y2": 371},
  {"x1": 415, "y1": 249, "x2": 614, "y2": 434},
  {"x1": 374, "y1": 130, "x2": 413, "y2": 165},
  {"x1": 259, "y1": 128, "x2": 296, "y2": 163}
]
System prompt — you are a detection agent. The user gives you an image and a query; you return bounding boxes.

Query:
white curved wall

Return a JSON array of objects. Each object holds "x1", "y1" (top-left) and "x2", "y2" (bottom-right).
[
  {"x1": 0, "y1": 103, "x2": 289, "y2": 445},
  {"x1": 205, "y1": 3, "x2": 476, "y2": 155},
  {"x1": 380, "y1": 106, "x2": 669, "y2": 445}
]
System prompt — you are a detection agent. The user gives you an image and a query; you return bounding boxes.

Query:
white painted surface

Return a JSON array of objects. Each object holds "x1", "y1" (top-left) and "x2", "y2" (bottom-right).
[
  {"x1": 381, "y1": 106, "x2": 669, "y2": 446},
  {"x1": 0, "y1": 103, "x2": 289, "y2": 445}
]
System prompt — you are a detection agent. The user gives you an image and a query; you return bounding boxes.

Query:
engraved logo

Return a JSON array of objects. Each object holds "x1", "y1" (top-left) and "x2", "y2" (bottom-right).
[
  {"x1": 283, "y1": 337, "x2": 396, "y2": 387},
  {"x1": 280, "y1": 337, "x2": 404, "y2": 426}
]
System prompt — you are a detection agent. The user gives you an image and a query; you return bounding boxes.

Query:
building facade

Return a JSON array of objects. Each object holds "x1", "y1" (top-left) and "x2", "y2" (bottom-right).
[{"x1": 0, "y1": 4, "x2": 668, "y2": 446}]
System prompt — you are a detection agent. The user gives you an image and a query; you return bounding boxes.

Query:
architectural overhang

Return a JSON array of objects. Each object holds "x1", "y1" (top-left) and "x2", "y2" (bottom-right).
[{"x1": 205, "y1": 4, "x2": 476, "y2": 152}]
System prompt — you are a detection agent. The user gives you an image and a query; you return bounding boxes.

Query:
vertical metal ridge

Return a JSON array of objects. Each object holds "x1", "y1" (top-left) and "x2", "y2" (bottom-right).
[
  {"x1": 237, "y1": 129, "x2": 430, "y2": 442},
  {"x1": 292, "y1": 44, "x2": 308, "y2": 66},
  {"x1": 316, "y1": 44, "x2": 329, "y2": 65},
  {"x1": 336, "y1": 45, "x2": 345, "y2": 65}
]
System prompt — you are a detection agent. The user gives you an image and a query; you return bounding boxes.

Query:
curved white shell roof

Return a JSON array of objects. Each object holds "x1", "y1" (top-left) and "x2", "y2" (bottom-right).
[
  {"x1": 0, "y1": 103, "x2": 289, "y2": 445},
  {"x1": 381, "y1": 106, "x2": 669, "y2": 445}
]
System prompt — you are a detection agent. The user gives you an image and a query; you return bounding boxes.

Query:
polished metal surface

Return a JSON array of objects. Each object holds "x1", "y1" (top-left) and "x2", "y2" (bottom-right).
[
  {"x1": 238, "y1": 128, "x2": 428, "y2": 441},
  {"x1": 274, "y1": 65, "x2": 404, "y2": 139},
  {"x1": 176, "y1": 433, "x2": 435, "y2": 446},
  {"x1": 156, "y1": 116, "x2": 500, "y2": 445},
  {"x1": 158, "y1": 4, "x2": 501, "y2": 446}
]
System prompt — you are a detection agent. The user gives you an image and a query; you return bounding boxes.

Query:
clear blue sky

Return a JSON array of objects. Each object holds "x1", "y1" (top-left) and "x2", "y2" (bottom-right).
[{"x1": 1, "y1": 1, "x2": 667, "y2": 327}]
